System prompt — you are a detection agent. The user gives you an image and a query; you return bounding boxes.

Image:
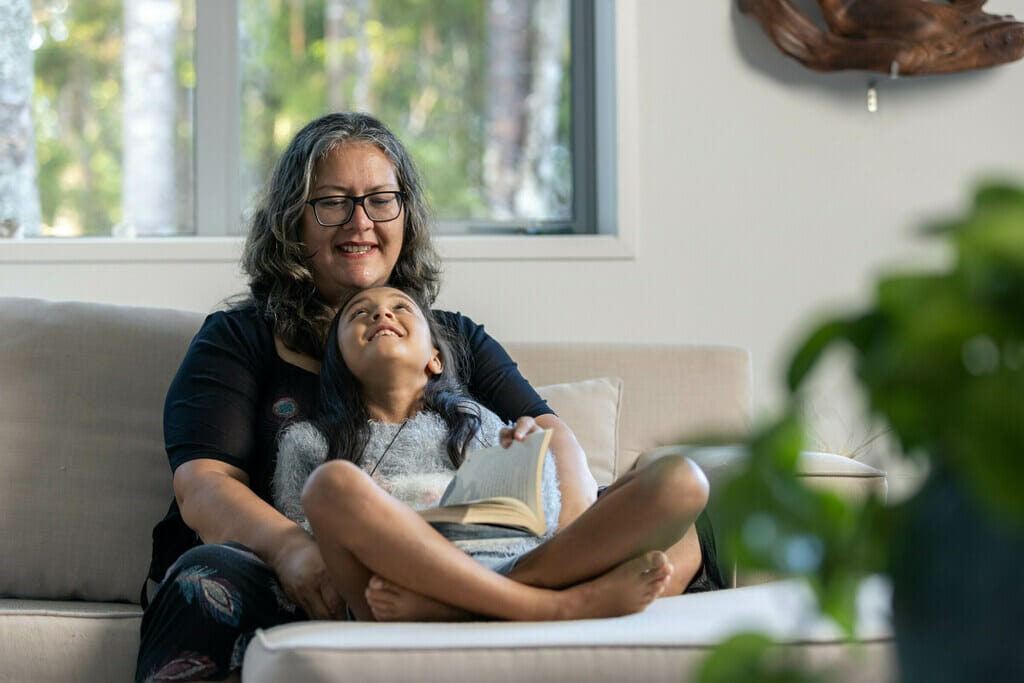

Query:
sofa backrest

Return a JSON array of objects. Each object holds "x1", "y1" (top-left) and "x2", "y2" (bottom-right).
[
  {"x1": 0, "y1": 298, "x2": 204, "y2": 604},
  {"x1": 504, "y1": 343, "x2": 752, "y2": 478},
  {"x1": 0, "y1": 298, "x2": 751, "y2": 605}
]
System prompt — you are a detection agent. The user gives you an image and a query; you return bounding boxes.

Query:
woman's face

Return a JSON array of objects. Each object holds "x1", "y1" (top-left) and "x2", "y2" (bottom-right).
[
  {"x1": 338, "y1": 286, "x2": 441, "y2": 384},
  {"x1": 302, "y1": 142, "x2": 405, "y2": 306}
]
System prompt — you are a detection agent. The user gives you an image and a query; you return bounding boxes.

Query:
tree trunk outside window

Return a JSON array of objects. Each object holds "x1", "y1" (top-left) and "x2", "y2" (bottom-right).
[
  {"x1": 0, "y1": 0, "x2": 40, "y2": 238},
  {"x1": 122, "y1": 0, "x2": 179, "y2": 236},
  {"x1": 484, "y1": 0, "x2": 568, "y2": 223},
  {"x1": 484, "y1": 0, "x2": 531, "y2": 220},
  {"x1": 325, "y1": 0, "x2": 372, "y2": 113},
  {"x1": 515, "y1": 0, "x2": 568, "y2": 220}
]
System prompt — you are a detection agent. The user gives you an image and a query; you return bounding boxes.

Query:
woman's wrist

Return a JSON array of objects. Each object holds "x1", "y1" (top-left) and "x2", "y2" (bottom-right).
[{"x1": 265, "y1": 523, "x2": 317, "y2": 573}]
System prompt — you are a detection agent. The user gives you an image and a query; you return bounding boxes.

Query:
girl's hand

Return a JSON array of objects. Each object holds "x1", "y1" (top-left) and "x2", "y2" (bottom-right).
[{"x1": 499, "y1": 416, "x2": 543, "y2": 448}]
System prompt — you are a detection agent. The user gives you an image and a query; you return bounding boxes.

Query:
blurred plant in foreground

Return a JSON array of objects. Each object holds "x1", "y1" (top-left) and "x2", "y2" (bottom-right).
[{"x1": 698, "y1": 182, "x2": 1024, "y2": 681}]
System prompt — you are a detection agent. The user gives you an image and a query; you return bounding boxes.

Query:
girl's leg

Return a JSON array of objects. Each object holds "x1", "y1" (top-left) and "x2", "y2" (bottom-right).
[
  {"x1": 301, "y1": 460, "x2": 671, "y2": 622},
  {"x1": 368, "y1": 534, "x2": 703, "y2": 621},
  {"x1": 365, "y1": 454, "x2": 709, "y2": 620},
  {"x1": 509, "y1": 454, "x2": 708, "y2": 595}
]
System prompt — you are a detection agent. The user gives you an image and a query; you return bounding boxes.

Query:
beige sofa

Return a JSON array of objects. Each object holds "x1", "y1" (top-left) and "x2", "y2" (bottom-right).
[{"x1": 0, "y1": 297, "x2": 894, "y2": 683}]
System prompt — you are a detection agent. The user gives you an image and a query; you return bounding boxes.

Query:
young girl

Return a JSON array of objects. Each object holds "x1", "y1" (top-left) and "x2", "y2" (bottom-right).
[
  {"x1": 276, "y1": 285, "x2": 714, "y2": 622},
  {"x1": 274, "y1": 287, "x2": 563, "y2": 577}
]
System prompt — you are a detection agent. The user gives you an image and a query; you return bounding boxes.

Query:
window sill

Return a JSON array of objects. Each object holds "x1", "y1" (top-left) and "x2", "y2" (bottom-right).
[{"x1": 0, "y1": 233, "x2": 636, "y2": 264}]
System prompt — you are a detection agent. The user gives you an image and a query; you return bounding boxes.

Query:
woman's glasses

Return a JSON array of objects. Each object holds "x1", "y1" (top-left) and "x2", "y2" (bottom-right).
[{"x1": 307, "y1": 191, "x2": 406, "y2": 227}]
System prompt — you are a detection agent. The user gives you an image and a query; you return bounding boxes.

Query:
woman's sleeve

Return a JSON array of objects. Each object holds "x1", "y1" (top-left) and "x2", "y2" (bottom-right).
[
  {"x1": 163, "y1": 309, "x2": 266, "y2": 474},
  {"x1": 435, "y1": 310, "x2": 553, "y2": 423}
]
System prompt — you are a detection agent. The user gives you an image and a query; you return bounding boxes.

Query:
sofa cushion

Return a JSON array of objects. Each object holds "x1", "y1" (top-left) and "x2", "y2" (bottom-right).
[
  {"x1": 639, "y1": 445, "x2": 888, "y2": 501},
  {"x1": 242, "y1": 576, "x2": 894, "y2": 683},
  {"x1": 0, "y1": 599, "x2": 141, "y2": 682},
  {"x1": 536, "y1": 376, "x2": 622, "y2": 486},
  {"x1": 0, "y1": 298, "x2": 202, "y2": 603}
]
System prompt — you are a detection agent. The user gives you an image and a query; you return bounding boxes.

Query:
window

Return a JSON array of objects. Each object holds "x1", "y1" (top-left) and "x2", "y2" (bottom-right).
[{"x1": 2, "y1": 0, "x2": 614, "y2": 239}]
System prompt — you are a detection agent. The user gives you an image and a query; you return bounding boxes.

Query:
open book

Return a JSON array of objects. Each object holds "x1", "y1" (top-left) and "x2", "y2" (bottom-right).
[{"x1": 419, "y1": 428, "x2": 553, "y2": 536}]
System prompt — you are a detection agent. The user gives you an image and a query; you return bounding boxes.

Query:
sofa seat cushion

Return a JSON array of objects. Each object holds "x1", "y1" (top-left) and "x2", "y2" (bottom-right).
[
  {"x1": 0, "y1": 599, "x2": 142, "y2": 682},
  {"x1": 243, "y1": 576, "x2": 893, "y2": 683}
]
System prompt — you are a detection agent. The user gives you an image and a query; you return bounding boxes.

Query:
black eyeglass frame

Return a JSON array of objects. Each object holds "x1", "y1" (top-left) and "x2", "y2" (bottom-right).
[{"x1": 306, "y1": 191, "x2": 407, "y2": 227}]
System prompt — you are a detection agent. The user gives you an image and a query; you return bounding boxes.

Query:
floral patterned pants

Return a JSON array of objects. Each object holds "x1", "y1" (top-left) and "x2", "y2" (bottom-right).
[{"x1": 135, "y1": 543, "x2": 306, "y2": 682}]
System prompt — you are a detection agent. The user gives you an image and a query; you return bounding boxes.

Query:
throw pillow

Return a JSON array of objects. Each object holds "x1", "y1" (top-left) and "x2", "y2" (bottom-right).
[{"x1": 536, "y1": 376, "x2": 622, "y2": 486}]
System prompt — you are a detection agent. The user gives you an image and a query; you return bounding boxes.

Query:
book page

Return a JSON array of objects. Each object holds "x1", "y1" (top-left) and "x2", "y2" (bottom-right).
[{"x1": 438, "y1": 429, "x2": 552, "y2": 513}]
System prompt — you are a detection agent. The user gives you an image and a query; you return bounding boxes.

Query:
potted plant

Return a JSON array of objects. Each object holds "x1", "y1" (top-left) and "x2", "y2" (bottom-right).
[{"x1": 700, "y1": 182, "x2": 1024, "y2": 682}]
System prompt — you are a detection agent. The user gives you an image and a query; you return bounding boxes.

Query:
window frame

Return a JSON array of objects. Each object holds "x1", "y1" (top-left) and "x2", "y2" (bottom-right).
[{"x1": 1, "y1": 0, "x2": 635, "y2": 264}]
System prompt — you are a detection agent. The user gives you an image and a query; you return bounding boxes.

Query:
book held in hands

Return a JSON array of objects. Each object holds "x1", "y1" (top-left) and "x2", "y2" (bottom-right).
[{"x1": 419, "y1": 428, "x2": 554, "y2": 536}]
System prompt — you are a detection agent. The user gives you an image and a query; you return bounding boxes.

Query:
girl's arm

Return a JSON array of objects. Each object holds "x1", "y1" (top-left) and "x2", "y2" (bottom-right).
[
  {"x1": 501, "y1": 415, "x2": 598, "y2": 530},
  {"x1": 442, "y1": 310, "x2": 599, "y2": 530},
  {"x1": 534, "y1": 414, "x2": 597, "y2": 528}
]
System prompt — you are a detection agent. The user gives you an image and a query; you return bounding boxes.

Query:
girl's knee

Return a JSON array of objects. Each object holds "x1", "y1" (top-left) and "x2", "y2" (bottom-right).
[
  {"x1": 301, "y1": 459, "x2": 370, "y2": 516},
  {"x1": 643, "y1": 455, "x2": 709, "y2": 518}
]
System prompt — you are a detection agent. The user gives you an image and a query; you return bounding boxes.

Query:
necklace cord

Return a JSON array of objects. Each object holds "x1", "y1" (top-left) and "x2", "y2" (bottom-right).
[{"x1": 367, "y1": 419, "x2": 409, "y2": 478}]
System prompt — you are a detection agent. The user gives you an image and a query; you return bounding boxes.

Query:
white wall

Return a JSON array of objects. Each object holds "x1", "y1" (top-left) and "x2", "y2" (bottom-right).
[{"x1": 3, "y1": 2, "x2": 1023, "y2": 467}]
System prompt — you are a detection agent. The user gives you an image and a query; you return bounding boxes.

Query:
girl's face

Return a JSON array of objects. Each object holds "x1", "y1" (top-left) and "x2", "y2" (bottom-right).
[
  {"x1": 301, "y1": 142, "x2": 406, "y2": 306},
  {"x1": 338, "y1": 287, "x2": 441, "y2": 384}
]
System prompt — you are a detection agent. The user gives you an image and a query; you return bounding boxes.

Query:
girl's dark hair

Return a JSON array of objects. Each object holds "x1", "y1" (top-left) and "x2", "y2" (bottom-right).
[
  {"x1": 241, "y1": 112, "x2": 442, "y2": 359},
  {"x1": 315, "y1": 286, "x2": 480, "y2": 468}
]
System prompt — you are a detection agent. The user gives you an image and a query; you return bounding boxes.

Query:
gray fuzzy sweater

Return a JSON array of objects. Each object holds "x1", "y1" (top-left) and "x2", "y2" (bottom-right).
[{"x1": 273, "y1": 403, "x2": 560, "y2": 564}]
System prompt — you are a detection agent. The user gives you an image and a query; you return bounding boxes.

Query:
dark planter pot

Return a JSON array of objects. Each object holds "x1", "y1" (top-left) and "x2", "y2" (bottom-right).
[{"x1": 890, "y1": 468, "x2": 1024, "y2": 682}]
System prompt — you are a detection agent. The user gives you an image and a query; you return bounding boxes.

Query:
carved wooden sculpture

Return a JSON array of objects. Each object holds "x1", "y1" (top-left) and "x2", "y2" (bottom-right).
[{"x1": 739, "y1": 0, "x2": 1024, "y2": 75}]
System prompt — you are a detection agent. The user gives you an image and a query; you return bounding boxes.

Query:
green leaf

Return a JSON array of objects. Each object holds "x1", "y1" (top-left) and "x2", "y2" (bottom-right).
[
  {"x1": 696, "y1": 633, "x2": 825, "y2": 683},
  {"x1": 786, "y1": 318, "x2": 850, "y2": 392}
]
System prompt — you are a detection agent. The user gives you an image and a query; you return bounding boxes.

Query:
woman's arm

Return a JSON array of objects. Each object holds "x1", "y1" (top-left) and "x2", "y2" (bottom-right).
[
  {"x1": 163, "y1": 309, "x2": 341, "y2": 618},
  {"x1": 174, "y1": 456, "x2": 343, "y2": 620}
]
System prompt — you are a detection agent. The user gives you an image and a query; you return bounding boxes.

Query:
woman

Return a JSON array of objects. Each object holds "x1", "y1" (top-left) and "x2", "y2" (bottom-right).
[
  {"x1": 135, "y1": 112, "x2": 598, "y2": 682},
  {"x1": 276, "y1": 285, "x2": 709, "y2": 623}
]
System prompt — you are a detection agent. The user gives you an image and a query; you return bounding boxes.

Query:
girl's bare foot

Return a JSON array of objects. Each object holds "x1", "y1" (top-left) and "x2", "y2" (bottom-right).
[
  {"x1": 366, "y1": 575, "x2": 473, "y2": 622},
  {"x1": 552, "y1": 550, "x2": 672, "y2": 620}
]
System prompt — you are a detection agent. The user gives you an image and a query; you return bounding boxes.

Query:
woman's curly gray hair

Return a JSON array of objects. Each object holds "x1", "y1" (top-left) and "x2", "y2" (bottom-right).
[{"x1": 241, "y1": 112, "x2": 442, "y2": 359}]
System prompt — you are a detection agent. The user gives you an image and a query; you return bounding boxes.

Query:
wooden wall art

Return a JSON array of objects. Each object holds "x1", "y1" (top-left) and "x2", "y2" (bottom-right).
[{"x1": 739, "y1": 0, "x2": 1024, "y2": 76}]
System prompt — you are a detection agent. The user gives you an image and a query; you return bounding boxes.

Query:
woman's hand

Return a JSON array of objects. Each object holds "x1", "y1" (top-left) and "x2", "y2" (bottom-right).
[
  {"x1": 499, "y1": 416, "x2": 544, "y2": 448},
  {"x1": 174, "y1": 458, "x2": 346, "y2": 619},
  {"x1": 268, "y1": 528, "x2": 345, "y2": 620}
]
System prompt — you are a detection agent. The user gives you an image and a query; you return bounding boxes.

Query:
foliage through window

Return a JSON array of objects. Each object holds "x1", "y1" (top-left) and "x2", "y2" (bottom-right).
[{"x1": 0, "y1": 0, "x2": 609, "y2": 239}]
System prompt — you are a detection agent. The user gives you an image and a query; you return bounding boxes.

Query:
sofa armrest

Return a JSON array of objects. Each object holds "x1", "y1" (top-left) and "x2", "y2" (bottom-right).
[
  {"x1": 636, "y1": 445, "x2": 888, "y2": 587},
  {"x1": 638, "y1": 444, "x2": 888, "y2": 501}
]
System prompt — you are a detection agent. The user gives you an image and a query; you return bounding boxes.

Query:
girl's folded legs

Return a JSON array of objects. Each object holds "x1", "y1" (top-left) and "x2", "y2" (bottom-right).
[
  {"x1": 365, "y1": 550, "x2": 672, "y2": 622},
  {"x1": 303, "y1": 459, "x2": 677, "y2": 622}
]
